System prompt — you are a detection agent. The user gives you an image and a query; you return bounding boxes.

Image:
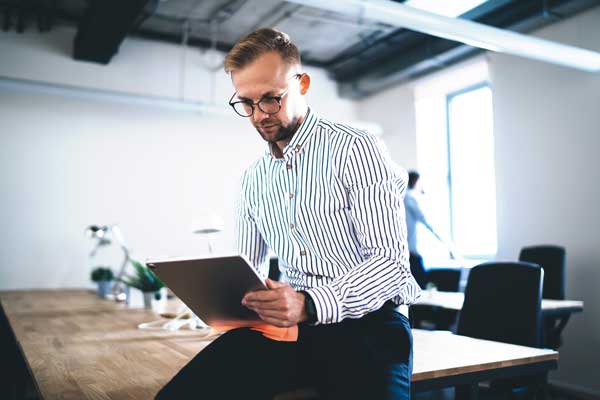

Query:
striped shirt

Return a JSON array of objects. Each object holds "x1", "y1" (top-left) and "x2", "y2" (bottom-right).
[{"x1": 236, "y1": 108, "x2": 421, "y2": 325}]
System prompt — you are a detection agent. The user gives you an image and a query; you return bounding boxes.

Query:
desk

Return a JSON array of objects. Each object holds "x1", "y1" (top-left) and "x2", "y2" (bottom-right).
[
  {"x1": 1, "y1": 290, "x2": 558, "y2": 399},
  {"x1": 416, "y1": 290, "x2": 584, "y2": 317}
]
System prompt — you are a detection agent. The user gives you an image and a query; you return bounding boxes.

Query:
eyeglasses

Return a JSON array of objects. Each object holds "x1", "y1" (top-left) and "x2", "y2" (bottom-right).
[{"x1": 228, "y1": 74, "x2": 302, "y2": 118}]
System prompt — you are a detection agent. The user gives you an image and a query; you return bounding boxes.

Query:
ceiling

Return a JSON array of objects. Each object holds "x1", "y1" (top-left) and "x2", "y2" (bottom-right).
[{"x1": 1, "y1": 0, "x2": 598, "y2": 98}]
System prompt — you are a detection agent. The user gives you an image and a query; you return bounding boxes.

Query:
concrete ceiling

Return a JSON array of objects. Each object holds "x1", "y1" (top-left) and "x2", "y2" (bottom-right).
[{"x1": 1, "y1": 0, "x2": 598, "y2": 98}]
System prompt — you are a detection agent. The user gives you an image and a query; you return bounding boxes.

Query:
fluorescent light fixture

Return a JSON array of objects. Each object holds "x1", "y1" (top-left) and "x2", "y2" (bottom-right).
[
  {"x1": 0, "y1": 77, "x2": 231, "y2": 115},
  {"x1": 404, "y1": 0, "x2": 488, "y2": 18},
  {"x1": 287, "y1": 0, "x2": 600, "y2": 72}
]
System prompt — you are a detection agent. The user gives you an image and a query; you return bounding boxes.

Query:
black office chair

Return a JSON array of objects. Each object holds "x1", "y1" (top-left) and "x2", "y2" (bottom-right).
[
  {"x1": 409, "y1": 253, "x2": 427, "y2": 289},
  {"x1": 426, "y1": 268, "x2": 462, "y2": 292},
  {"x1": 411, "y1": 268, "x2": 462, "y2": 331},
  {"x1": 458, "y1": 261, "x2": 543, "y2": 347},
  {"x1": 457, "y1": 262, "x2": 545, "y2": 398},
  {"x1": 519, "y1": 245, "x2": 567, "y2": 349},
  {"x1": 519, "y1": 245, "x2": 565, "y2": 300}
]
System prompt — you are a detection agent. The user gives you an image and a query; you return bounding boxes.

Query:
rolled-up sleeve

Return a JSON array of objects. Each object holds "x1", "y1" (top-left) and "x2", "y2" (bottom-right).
[{"x1": 305, "y1": 134, "x2": 421, "y2": 324}]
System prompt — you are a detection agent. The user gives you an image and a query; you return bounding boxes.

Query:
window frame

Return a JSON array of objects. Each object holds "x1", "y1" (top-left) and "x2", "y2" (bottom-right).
[{"x1": 444, "y1": 81, "x2": 497, "y2": 260}]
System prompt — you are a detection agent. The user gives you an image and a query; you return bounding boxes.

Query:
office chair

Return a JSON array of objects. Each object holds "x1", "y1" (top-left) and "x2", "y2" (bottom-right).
[
  {"x1": 458, "y1": 261, "x2": 543, "y2": 346},
  {"x1": 519, "y1": 245, "x2": 565, "y2": 300},
  {"x1": 457, "y1": 262, "x2": 545, "y2": 399},
  {"x1": 426, "y1": 268, "x2": 462, "y2": 292},
  {"x1": 409, "y1": 253, "x2": 427, "y2": 288},
  {"x1": 519, "y1": 245, "x2": 567, "y2": 349},
  {"x1": 411, "y1": 268, "x2": 462, "y2": 331}
]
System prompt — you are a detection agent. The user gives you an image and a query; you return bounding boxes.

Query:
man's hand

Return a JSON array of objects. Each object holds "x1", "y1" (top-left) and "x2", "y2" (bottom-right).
[{"x1": 242, "y1": 279, "x2": 307, "y2": 327}]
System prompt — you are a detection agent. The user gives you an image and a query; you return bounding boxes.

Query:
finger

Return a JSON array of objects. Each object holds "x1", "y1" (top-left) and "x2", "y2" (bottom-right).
[
  {"x1": 244, "y1": 299, "x2": 287, "y2": 311},
  {"x1": 265, "y1": 278, "x2": 286, "y2": 289},
  {"x1": 253, "y1": 308, "x2": 294, "y2": 321},
  {"x1": 243, "y1": 289, "x2": 282, "y2": 303},
  {"x1": 249, "y1": 300, "x2": 301, "y2": 324}
]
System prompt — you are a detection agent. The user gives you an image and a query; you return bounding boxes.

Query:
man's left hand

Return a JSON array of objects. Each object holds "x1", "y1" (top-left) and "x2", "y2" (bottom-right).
[{"x1": 242, "y1": 279, "x2": 307, "y2": 327}]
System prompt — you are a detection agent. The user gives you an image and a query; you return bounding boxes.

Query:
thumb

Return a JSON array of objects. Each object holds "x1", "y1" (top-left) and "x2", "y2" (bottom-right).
[{"x1": 265, "y1": 278, "x2": 285, "y2": 289}]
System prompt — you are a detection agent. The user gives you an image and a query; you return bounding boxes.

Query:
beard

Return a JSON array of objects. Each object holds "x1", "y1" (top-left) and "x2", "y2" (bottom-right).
[{"x1": 255, "y1": 116, "x2": 299, "y2": 144}]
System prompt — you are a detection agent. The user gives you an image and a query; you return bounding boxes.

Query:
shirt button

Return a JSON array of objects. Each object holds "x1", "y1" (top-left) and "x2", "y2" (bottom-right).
[
  {"x1": 288, "y1": 193, "x2": 294, "y2": 199},
  {"x1": 290, "y1": 223, "x2": 295, "y2": 229},
  {"x1": 300, "y1": 250, "x2": 307, "y2": 256},
  {"x1": 295, "y1": 145, "x2": 302, "y2": 152},
  {"x1": 286, "y1": 163, "x2": 292, "y2": 170}
]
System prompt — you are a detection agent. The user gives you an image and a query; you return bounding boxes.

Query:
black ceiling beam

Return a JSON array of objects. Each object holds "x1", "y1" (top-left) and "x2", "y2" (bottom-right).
[
  {"x1": 73, "y1": 0, "x2": 158, "y2": 64},
  {"x1": 129, "y1": 28, "x2": 328, "y2": 69}
]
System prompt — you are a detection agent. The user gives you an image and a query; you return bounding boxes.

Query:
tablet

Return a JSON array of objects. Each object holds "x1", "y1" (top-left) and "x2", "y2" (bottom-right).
[{"x1": 146, "y1": 255, "x2": 267, "y2": 326}]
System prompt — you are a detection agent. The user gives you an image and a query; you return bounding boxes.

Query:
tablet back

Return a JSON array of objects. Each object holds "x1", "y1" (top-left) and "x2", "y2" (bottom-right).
[{"x1": 147, "y1": 255, "x2": 266, "y2": 326}]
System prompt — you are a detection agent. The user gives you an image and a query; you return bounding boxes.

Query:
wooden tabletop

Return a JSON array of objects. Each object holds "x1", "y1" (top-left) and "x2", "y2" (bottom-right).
[
  {"x1": 411, "y1": 330, "x2": 556, "y2": 382},
  {"x1": 416, "y1": 290, "x2": 584, "y2": 315},
  {"x1": 1, "y1": 290, "x2": 559, "y2": 399}
]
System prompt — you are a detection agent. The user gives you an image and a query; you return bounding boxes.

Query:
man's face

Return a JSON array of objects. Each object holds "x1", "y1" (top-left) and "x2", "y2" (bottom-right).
[{"x1": 231, "y1": 52, "x2": 306, "y2": 144}]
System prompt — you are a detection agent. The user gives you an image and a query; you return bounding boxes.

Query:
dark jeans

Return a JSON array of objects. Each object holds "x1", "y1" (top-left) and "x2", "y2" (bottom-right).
[
  {"x1": 155, "y1": 303, "x2": 413, "y2": 400},
  {"x1": 409, "y1": 253, "x2": 427, "y2": 289}
]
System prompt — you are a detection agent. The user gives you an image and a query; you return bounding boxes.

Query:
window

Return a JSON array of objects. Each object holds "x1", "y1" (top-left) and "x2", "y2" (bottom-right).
[
  {"x1": 446, "y1": 84, "x2": 497, "y2": 256},
  {"x1": 413, "y1": 60, "x2": 497, "y2": 259}
]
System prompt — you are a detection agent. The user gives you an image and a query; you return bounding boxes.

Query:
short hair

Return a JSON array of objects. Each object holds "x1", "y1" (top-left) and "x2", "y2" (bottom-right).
[
  {"x1": 408, "y1": 170, "x2": 420, "y2": 189},
  {"x1": 224, "y1": 28, "x2": 301, "y2": 73}
]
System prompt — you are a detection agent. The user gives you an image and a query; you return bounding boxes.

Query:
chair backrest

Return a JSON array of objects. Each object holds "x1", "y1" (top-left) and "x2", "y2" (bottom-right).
[
  {"x1": 519, "y1": 245, "x2": 566, "y2": 300},
  {"x1": 457, "y1": 262, "x2": 544, "y2": 348},
  {"x1": 425, "y1": 268, "x2": 462, "y2": 292}
]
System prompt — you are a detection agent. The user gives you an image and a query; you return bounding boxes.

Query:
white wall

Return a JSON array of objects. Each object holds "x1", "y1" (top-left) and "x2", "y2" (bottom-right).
[
  {"x1": 489, "y1": 6, "x2": 600, "y2": 394},
  {"x1": 356, "y1": 84, "x2": 418, "y2": 169},
  {"x1": 0, "y1": 26, "x2": 357, "y2": 290}
]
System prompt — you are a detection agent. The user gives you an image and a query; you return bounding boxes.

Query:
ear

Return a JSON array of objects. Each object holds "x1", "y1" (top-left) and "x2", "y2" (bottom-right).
[{"x1": 299, "y1": 73, "x2": 311, "y2": 95}]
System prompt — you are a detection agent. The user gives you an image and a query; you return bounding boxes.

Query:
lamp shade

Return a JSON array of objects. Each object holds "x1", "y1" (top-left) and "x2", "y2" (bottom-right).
[{"x1": 192, "y1": 214, "x2": 224, "y2": 235}]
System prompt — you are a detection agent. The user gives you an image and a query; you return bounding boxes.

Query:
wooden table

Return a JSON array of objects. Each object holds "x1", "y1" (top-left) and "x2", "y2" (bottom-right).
[
  {"x1": 416, "y1": 290, "x2": 584, "y2": 317},
  {"x1": 1, "y1": 290, "x2": 559, "y2": 399}
]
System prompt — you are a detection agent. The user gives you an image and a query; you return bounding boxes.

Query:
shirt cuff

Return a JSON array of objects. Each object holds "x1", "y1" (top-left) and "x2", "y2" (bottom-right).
[{"x1": 305, "y1": 285, "x2": 341, "y2": 324}]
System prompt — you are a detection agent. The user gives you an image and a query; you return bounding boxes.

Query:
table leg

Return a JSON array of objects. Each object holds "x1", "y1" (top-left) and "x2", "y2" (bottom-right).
[{"x1": 455, "y1": 383, "x2": 479, "y2": 400}]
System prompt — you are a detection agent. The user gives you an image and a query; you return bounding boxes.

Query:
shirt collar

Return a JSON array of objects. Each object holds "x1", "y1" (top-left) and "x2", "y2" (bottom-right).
[{"x1": 265, "y1": 107, "x2": 319, "y2": 160}]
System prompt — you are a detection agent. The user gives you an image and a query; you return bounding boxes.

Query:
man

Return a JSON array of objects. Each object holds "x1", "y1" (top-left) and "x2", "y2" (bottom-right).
[
  {"x1": 156, "y1": 28, "x2": 420, "y2": 400},
  {"x1": 404, "y1": 170, "x2": 456, "y2": 288}
]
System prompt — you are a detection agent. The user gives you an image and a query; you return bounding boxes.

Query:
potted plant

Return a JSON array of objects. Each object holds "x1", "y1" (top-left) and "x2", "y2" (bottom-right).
[
  {"x1": 91, "y1": 266, "x2": 114, "y2": 298},
  {"x1": 120, "y1": 259, "x2": 167, "y2": 312}
]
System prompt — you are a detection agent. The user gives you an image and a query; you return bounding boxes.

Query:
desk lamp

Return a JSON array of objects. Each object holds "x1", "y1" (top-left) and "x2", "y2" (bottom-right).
[
  {"x1": 85, "y1": 224, "x2": 131, "y2": 301},
  {"x1": 192, "y1": 214, "x2": 224, "y2": 254}
]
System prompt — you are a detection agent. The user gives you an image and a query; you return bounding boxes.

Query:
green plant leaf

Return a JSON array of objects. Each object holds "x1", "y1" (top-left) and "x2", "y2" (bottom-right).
[{"x1": 122, "y1": 259, "x2": 165, "y2": 292}]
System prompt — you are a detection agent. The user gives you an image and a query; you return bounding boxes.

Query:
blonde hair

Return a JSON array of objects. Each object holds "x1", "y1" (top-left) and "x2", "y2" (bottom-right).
[{"x1": 224, "y1": 28, "x2": 301, "y2": 73}]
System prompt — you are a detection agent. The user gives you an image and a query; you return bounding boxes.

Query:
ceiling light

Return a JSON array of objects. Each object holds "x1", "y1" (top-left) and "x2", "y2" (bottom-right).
[
  {"x1": 0, "y1": 77, "x2": 231, "y2": 115},
  {"x1": 404, "y1": 0, "x2": 488, "y2": 18},
  {"x1": 287, "y1": 0, "x2": 600, "y2": 73}
]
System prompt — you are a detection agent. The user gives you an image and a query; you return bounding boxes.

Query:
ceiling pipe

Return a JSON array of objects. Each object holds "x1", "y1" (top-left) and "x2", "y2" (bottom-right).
[{"x1": 286, "y1": 0, "x2": 600, "y2": 73}]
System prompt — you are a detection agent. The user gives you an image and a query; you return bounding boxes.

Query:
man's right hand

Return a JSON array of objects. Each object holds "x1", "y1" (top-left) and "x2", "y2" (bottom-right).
[{"x1": 242, "y1": 279, "x2": 308, "y2": 327}]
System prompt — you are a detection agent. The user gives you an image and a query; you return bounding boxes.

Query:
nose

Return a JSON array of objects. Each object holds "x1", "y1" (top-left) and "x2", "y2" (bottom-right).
[{"x1": 252, "y1": 107, "x2": 270, "y2": 124}]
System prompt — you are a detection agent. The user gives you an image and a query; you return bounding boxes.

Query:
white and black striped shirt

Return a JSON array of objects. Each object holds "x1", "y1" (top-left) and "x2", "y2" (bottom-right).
[{"x1": 236, "y1": 108, "x2": 421, "y2": 325}]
